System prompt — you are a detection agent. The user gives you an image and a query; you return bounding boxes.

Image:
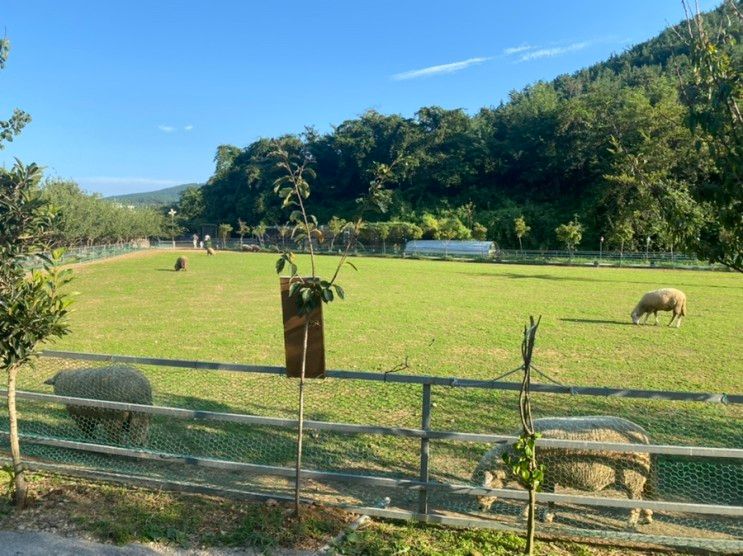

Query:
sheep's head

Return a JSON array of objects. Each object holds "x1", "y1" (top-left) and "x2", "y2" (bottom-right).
[
  {"x1": 44, "y1": 372, "x2": 62, "y2": 386},
  {"x1": 630, "y1": 307, "x2": 642, "y2": 324},
  {"x1": 476, "y1": 469, "x2": 507, "y2": 511}
]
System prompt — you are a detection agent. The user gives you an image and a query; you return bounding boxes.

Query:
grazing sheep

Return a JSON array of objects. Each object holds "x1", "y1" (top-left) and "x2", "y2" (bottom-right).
[
  {"x1": 174, "y1": 256, "x2": 188, "y2": 271},
  {"x1": 45, "y1": 366, "x2": 153, "y2": 446},
  {"x1": 631, "y1": 288, "x2": 687, "y2": 327},
  {"x1": 241, "y1": 244, "x2": 261, "y2": 252},
  {"x1": 206, "y1": 247, "x2": 216, "y2": 256},
  {"x1": 473, "y1": 416, "x2": 653, "y2": 527}
]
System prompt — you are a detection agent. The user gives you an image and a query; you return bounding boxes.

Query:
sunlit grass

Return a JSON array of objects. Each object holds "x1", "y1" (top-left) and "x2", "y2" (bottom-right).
[{"x1": 55, "y1": 250, "x2": 742, "y2": 393}]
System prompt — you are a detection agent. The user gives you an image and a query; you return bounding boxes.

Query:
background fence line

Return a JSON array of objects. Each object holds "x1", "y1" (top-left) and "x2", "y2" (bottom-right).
[{"x1": 154, "y1": 238, "x2": 726, "y2": 270}]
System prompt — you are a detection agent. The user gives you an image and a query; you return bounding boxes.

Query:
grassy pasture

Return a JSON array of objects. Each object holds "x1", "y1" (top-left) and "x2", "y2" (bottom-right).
[
  {"x1": 53, "y1": 250, "x2": 742, "y2": 392},
  {"x1": 6, "y1": 249, "x2": 741, "y2": 540}
]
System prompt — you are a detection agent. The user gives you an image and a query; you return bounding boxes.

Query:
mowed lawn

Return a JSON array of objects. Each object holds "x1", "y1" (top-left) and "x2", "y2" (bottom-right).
[{"x1": 53, "y1": 250, "x2": 742, "y2": 394}]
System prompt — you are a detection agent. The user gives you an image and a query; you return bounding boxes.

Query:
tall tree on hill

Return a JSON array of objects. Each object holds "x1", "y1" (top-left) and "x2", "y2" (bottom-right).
[{"x1": 678, "y1": 0, "x2": 743, "y2": 271}]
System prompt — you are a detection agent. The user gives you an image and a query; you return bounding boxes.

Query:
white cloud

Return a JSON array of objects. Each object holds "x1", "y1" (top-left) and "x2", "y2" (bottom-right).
[
  {"x1": 503, "y1": 45, "x2": 533, "y2": 55},
  {"x1": 158, "y1": 125, "x2": 176, "y2": 133},
  {"x1": 391, "y1": 57, "x2": 491, "y2": 80},
  {"x1": 518, "y1": 41, "x2": 590, "y2": 61},
  {"x1": 184, "y1": 124, "x2": 194, "y2": 131}
]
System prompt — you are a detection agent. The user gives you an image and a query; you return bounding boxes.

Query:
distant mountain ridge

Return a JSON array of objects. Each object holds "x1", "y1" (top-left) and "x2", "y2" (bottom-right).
[{"x1": 106, "y1": 183, "x2": 199, "y2": 206}]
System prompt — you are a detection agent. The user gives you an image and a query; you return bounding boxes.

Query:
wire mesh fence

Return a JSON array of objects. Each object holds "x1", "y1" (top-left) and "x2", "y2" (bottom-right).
[
  {"x1": 0, "y1": 351, "x2": 740, "y2": 552},
  {"x1": 156, "y1": 236, "x2": 724, "y2": 270}
]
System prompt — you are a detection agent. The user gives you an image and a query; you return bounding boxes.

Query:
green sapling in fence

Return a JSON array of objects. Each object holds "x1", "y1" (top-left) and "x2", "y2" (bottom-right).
[
  {"x1": 503, "y1": 316, "x2": 542, "y2": 555},
  {"x1": 271, "y1": 139, "x2": 405, "y2": 518}
]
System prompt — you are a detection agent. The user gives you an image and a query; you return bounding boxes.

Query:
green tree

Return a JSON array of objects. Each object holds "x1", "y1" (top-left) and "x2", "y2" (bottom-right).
[
  {"x1": 176, "y1": 186, "x2": 205, "y2": 232},
  {"x1": 252, "y1": 222, "x2": 267, "y2": 247},
  {"x1": 1, "y1": 42, "x2": 73, "y2": 509},
  {"x1": 237, "y1": 219, "x2": 250, "y2": 247},
  {"x1": 555, "y1": 216, "x2": 584, "y2": 257},
  {"x1": 218, "y1": 223, "x2": 233, "y2": 249},
  {"x1": 677, "y1": 0, "x2": 742, "y2": 271},
  {"x1": 472, "y1": 222, "x2": 488, "y2": 241},
  {"x1": 1, "y1": 162, "x2": 73, "y2": 508},
  {"x1": 213, "y1": 144, "x2": 242, "y2": 176},
  {"x1": 41, "y1": 180, "x2": 164, "y2": 246},
  {"x1": 514, "y1": 216, "x2": 531, "y2": 253},
  {"x1": 607, "y1": 216, "x2": 635, "y2": 264},
  {"x1": 420, "y1": 213, "x2": 441, "y2": 239},
  {"x1": 327, "y1": 216, "x2": 347, "y2": 251}
]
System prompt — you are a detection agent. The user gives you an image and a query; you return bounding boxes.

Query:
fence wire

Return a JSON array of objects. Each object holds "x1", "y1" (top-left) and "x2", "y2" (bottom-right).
[{"x1": 0, "y1": 353, "x2": 740, "y2": 553}]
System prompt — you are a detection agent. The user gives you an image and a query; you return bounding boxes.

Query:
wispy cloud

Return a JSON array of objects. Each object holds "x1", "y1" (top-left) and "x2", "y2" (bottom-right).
[
  {"x1": 503, "y1": 45, "x2": 533, "y2": 55},
  {"x1": 518, "y1": 41, "x2": 590, "y2": 61},
  {"x1": 184, "y1": 124, "x2": 194, "y2": 131},
  {"x1": 157, "y1": 125, "x2": 176, "y2": 133},
  {"x1": 392, "y1": 57, "x2": 491, "y2": 81}
]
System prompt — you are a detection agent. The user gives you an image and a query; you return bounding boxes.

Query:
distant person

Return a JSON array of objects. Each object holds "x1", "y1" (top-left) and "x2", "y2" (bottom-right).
[
  {"x1": 199, "y1": 240, "x2": 204, "y2": 249},
  {"x1": 192, "y1": 233, "x2": 199, "y2": 249}
]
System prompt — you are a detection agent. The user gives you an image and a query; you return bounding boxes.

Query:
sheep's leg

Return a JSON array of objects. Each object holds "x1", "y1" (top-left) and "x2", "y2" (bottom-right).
[
  {"x1": 619, "y1": 472, "x2": 647, "y2": 528},
  {"x1": 70, "y1": 411, "x2": 96, "y2": 438},
  {"x1": 675, "y1": 316, "x2": 682, "y2": 328},
  {"x1": 641, "y1": 312, "x2": 650, "y2": 325},
  {"x1": 668, "y1": 313, "x2": 677, "y2": 327},
  {"x1": 653, "y1": 311, "x2": 659, "y2": 326}
]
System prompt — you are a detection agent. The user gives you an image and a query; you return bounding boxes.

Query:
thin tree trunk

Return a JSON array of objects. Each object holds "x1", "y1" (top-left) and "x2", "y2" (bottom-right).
[
  {"x1": 294, "y1": 319, "x2": 309, "y2": 519},
  {"x1": 7, "y1": 364, "x2": 28, "y2": 509},
  {"x1": 526, "y1": 488, "x2": 536, "y2": 555}
]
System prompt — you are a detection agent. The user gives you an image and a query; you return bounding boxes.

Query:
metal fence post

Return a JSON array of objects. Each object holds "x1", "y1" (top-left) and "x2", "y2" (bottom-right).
[{"x1": 418, "y1": 383, "x2": 432, "y2": 515}]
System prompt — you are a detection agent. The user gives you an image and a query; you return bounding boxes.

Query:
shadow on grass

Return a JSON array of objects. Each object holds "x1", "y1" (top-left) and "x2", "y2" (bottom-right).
[{"x1": 559, "y1": 318, "x2": 634, "y2": 326}]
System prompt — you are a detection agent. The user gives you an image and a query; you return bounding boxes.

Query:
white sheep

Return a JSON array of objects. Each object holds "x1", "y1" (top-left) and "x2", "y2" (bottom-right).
[
  {"x1": 473, "y1": 416, "x2": 653, "y2": 528},
  {"x1": 631, "y1": 288, "x2": 687, "y2": 327}
]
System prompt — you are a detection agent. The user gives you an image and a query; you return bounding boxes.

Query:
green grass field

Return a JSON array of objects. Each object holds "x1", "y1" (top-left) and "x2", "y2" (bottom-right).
[
  {"x1": 54, "y1": 249, "x2": 742, "y2": 393},
  {"x1": 6, "y1": 249, "x2": 741, "y2": 546}
]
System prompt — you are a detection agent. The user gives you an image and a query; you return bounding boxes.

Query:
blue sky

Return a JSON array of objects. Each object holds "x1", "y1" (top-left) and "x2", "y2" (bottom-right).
[{"x1": 1, "y1": 1, "x2": 720, "y2": 196}]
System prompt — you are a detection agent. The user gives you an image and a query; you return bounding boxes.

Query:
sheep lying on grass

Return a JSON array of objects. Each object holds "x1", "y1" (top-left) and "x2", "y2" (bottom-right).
[
  {"x1": 174, "y1": 256, "x2": 188, "y2": 271},
  {"x1": 473, "y1": 416, "x2": 653, "y2": 527},
  {"x1": 241, "y1": 244, "x2": 261, "y2": 252},
  {"x1": 45, "y1": 366, "x2": 153, "y2": 446},
  {"x1": 631, "y1": 288, "x2": 687, "y2": 327}
]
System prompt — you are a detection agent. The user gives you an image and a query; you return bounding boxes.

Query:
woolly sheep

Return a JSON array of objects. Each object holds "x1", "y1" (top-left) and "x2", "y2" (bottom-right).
[
  {"x1": 174, "y1": 256, "x2": 188, "y2": 271},
  {"x1": 45, "y1": 365, "x2": 153, "y2": 446},
  {"x1": 631, "y1": 288, "x2": 687, "y2": 327},
  {"x1": 241, "y1": 244, "x2": 261, "y2": 252},
  {"x1": 206, "y1": 247, "x2": 216, "y2": 256},
  {"x1": 472, "y1": 416, "x2": 653, "y2": 527}
]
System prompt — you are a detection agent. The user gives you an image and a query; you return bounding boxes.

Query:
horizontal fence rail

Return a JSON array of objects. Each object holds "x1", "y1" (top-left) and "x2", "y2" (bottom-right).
[
  {"x1": 3, "y1": 389, "x2": 741, "y2": 459},
  {"x1": 0, "y1": 350, "x2": 740, "y2": 552},
  {"x1": 38, "y1": 351, "x2": 743, "y2": 404}
]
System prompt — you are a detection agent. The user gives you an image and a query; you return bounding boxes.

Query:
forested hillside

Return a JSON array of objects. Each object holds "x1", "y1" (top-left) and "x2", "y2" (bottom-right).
[
  {"x1": 181, "y1": 2, "x2": 740, "y2": 266},
  {"x1": 106, "y1": 183, "x2": 197, "y2": 206}
]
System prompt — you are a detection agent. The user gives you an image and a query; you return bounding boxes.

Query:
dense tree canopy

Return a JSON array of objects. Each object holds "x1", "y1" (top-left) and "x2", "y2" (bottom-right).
[
  {"x1": 181, "y1": 3, "x2": 740, "y2": 266},
  {"x1": 41, "y1": 180, "x2": 164, "y2": 246}
]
